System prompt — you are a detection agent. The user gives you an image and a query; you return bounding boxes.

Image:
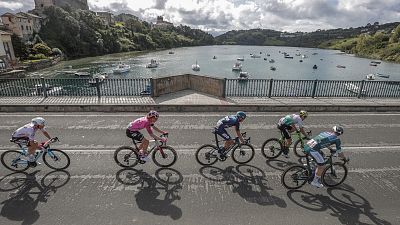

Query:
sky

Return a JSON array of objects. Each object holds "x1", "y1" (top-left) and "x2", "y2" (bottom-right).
[{"x1": 0, "y1": 0, "x2": 399, "y2": 36}]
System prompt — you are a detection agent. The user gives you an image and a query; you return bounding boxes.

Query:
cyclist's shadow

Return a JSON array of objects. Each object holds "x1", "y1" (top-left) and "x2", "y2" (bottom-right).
[
  {"x1": 287, "y1": 186, "x2": 391, "y2": 225},
  {"x1": 116, "y1": 168, "x2": 183, "y2": 220},
  {"x1": 0, "y1": 170, "x2": 71, "y2": 225},
  {"x1": 200, "y1": 165, "x2": 286, "y2": 208}
]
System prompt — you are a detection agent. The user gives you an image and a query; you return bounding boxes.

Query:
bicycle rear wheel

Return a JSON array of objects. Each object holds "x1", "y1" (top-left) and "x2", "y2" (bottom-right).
[
  {"x1": 322, "y1": 162, "x2": 348, "y2": 187},
  {"x1": 195, "y1": 144, "x2": 218, "y2": 165},
  {"x1": 231, "y1": 144, "x2": 255, "y2": 164},
  {"x1": 293, "y1": 139, "x2": 309, "y2": 158},
  {"x1": 1, "y1": 150, "x2": 29, "y2": 172},
  {"x1": 281, "y1": 165, "x2": 309, "y2": 189},
  {"x1": 152, "y1": 146, "x2": 177, "y2": 167},
  {"x1": 43, "y1": 149, "x2": 70, "y2": 170},
  {"x1": 114, "y1": 146, "x2": 139, "y2": 168},
  {"x1": 261, "y1": 138, "x2": 283, "y2": 159}
]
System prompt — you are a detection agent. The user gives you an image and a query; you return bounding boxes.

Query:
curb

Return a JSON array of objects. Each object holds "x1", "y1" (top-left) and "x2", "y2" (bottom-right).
[{"x1": 1, "y1": 104, "x2": 400, "y2": 112}]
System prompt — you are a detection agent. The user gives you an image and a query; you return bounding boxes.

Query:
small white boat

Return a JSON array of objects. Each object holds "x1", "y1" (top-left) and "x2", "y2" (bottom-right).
[
  {"x1": 232, "y1": 62, "x2": 242, "y2": 71},
  {"x1": 269, "y1": 59, "x2": 275, "y2": 63},
  {"x1": 168, "y1": 51, "x2": 174, "y2": 54},
  {"x1": 113, "y1": 63, "x2": 131, "y2": 74},
  {"x1": 250, "y1": 54, "x2": 261, "y2": 58},
  {"x1": 74, "y1": 72, "x2": 91, "y2": 77},
  {"x1": 376, "y1": 73, "x2": 390, "y2": 78},
  {"x1": 192, "y1": 61, "x2": 200, "y2": 71},
  {"x1": 146, "y1": 59, "x2": 159, "y2": 68},
  {"x1": 237, "y1": 57, "x2": 244, "y2": 61},
  {"x1": 270, "y1": 66, "x2": 276, "y2": 71},
  {"x1": 238, "y1": 71, "x2": 249, "y2": 80},
  {"x1": 366, "y1": 74, "x2": 376, "y2": 80},
  {"x1": 345, "y1": 83, "x2": 367, "y2": 95}
]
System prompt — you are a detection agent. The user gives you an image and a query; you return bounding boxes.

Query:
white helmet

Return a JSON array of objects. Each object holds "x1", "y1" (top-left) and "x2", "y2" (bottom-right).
[{"x1": 31, "y1": 117, "x2": 46, "y2": 126}]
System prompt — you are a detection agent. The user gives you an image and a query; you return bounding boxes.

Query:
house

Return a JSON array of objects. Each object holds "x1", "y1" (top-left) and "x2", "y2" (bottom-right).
[
  {"x1": 1, "y1": 13, "x2": 35, "y2": 41},
  {"x1": 0, "y1": 30, "x2": 16, "y2": 70},
  {"x1": 16, "y1": 12, "x2": 42, "y2": 33},
  {"x1": 153, "y1": 16, "x2": 173, "y2": 29},
  {"x1": 96, "y1": 12, "x2": 114, "y2": 26}
]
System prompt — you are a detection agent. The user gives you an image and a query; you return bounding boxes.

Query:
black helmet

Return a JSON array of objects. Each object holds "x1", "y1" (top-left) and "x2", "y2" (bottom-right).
[{"x1": 333, "y1": 126, "x2": 344, "y2": 135}]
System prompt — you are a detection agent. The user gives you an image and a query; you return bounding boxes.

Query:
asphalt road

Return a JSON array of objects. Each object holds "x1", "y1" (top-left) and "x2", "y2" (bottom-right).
[{"x1": 0, "y1": 112, "x2": 399, "y2": 225}]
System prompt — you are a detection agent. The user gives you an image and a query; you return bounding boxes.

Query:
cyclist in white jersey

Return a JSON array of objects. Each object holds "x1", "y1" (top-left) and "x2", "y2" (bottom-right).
[{"x1": 11, "y1": 117, "x2": 52, "y2": 166}]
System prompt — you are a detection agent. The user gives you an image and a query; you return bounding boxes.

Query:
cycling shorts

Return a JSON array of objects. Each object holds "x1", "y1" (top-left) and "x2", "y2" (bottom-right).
[
  {"x1": 126, "y1": 129, "x2": 144, "y2": 142},
  {"x1": 278, "y1": 124, "x2": 292, "y2": 139},
  {"x1": 214, "y1": 127, "x2": 232, "y2": 141},
  {"x1": 308, "y1": 151, "x2": 325, "y2": 166}
]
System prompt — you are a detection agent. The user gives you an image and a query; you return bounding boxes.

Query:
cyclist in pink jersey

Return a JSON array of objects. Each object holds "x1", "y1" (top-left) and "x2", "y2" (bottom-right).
[{"x1": 126, "y1": 110, "x2": 168, "y2": 161}]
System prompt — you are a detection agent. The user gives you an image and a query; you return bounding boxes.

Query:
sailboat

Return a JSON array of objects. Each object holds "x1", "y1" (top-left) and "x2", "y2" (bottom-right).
[{"x1": 192, "y1": 60, "x2": 200, "y2": 71}]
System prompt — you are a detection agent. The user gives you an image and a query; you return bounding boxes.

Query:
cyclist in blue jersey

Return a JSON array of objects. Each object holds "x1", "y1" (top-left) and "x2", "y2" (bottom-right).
[
  {"x1": 214, "y1": 111, "x2": 247, "y2": 158},
  {"x1": 304, "y1": 126, "x2": 348, "y2": 188},
  {"x1": 277, "y1": 110, "x2": 310, "y2": 158}
]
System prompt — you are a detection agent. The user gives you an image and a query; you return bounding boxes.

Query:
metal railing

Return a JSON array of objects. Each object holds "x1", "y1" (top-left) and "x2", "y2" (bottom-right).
[
  {"x1": 0, "y1": 78, "x2": 152, "y2": 97},
  {"x1": 225, "y1": 79, "x2": 400, "y2": 98},
  {"x1": 1, "y1": 77, "x2": 399, "y2": 98}
]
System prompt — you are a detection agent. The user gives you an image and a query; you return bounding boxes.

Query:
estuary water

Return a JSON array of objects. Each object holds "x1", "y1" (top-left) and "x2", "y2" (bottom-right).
[{"x1": 31, "y1": 45, "x2": 400, "y2": 81}]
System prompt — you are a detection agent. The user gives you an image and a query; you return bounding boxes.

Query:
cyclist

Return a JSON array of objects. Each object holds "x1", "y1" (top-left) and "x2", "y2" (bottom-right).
[
  {"x1": 126, "y1": 110, "x2": 168, "y2": 161},
  {"x1": 277, "y1": 110, "x2": 309, "y2": 158},
  {"x1": 11, "y1": 117, "x2": 52, "y2": 167},
  {"x1": 304, "y1": 126, "x2": 348, "y2": 188},
  {"x1": 213, "y1": 111, "x2": 246, "y2": 158}
]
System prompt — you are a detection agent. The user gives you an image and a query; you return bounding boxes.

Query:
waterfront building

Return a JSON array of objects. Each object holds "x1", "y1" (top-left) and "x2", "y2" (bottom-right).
[
  {"x1": 0, "y1": 13, "x2": 34, "y2": 41},
  {"x1": 153, "y1": 16, "x2": 173, "y2": 29},
  {"x1": 0, "y1": 30, "x2": 16, "y2": 70}
]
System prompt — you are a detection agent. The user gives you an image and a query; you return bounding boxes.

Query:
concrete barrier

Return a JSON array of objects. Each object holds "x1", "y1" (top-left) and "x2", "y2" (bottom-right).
[
  {"x1": 1, "y1": 104, "x2": 400, "y2": 112},
  {"x1": 152, "y1": 74, "x2": 225, "y2": 97}
]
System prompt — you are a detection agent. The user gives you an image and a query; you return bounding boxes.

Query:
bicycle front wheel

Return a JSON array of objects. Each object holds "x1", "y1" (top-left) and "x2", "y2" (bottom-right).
[
  {"x1": 195, "y1": 144, "x2": 218, "y2": 166},
  {"x1": 322, "y1": 162, "x2": 348, "y2": 187},
  {"x1": 114, "y1": 146, "x2": 139, "y2": 168},
  {"x1": 281, "y1": 165, "x2": 309, "y2": 189},
  {"x1": 261, "y1": 138, "x2": 283, "y2": 159},
  {"x1": 293, "y1": 139, "x2": 308, "y2": 158},
  {"x1": 152, "y1": 146, "x2": 177, "y2": 167},
  {"x1": 43, "y1": 149, "x2": 70, "y2": 170},
  {"x1": 231, "y1": 144, "x2": 255, "y2": 164},
  {"x1": 1, "y1": 150, "x2": 29, "y2": 172}
]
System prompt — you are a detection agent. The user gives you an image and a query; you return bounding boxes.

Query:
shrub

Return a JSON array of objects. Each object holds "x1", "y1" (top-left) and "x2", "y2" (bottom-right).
[{"x1": 32, "y1": 43, "x2": 52, "y2": 56}]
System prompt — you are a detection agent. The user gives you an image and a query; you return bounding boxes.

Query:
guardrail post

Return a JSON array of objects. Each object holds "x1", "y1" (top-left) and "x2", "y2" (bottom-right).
[
  {"x1": 311, "y1": 79, "x2": 318, "y2": 98},
  {"x1": 222, "y1": 78, "x2": 227, "y2": 98},
  {"x1": 95, "y1": 77, "x2": 101, "y2": 99},
  {"x1": 150, "y1": 78, "x2": 155, "y2": 97},
  {"x1": 40, "y1": 77, "x2": 47, "y2": 98},
  {"x1": 357, "y1": 80, "x2": 365, "y2": 98},
  {"x1": 268, "y1": 79, "x2": 273, "y2": 98}
]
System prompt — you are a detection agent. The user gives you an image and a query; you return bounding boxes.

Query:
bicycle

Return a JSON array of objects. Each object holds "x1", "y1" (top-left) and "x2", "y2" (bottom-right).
[
  {"x1": 195, "y1": 131, "x2": 255, "y2": 165},
  {"x1": 1, "y1": 137, "x2": 70, "y2": 171},
  {"x1": 261, "y1": 127, "x2": 311, "y2": 159},
  {"x1": 114, "y1": 133, "x2": 177, "y2": 168},
  {"x1": 281, "y1": 147, "x2": 349, "y2": 189}
]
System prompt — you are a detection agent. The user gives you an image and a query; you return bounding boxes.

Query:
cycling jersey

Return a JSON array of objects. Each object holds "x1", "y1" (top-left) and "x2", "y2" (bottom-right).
[
  {"x1": 214, "y1": 115, "x2": 240, "y2": 141},
  {"x1": 278, "y1": 114, "x2": 304, "y2": 128},
  {"x1": 304, "y1": 131, "x2": 342, "y2": 153},
  {"x1": 127, "y1": 117, "x2": 154, "y2": 134},
  {"x1": 12, "y1": 123, "x2": 45, "y2": 141},
  {"x1": 216, "y1": 116, "x2": 240, "y2": 131}
]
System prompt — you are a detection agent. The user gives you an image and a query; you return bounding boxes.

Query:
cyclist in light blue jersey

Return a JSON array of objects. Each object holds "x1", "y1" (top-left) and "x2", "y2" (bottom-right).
[
  {"x1": 304, "y1": 126, "x2": 348, "y2": 188},
  {"x1": 214, "y1": 111, "x2": 246, "y2": 158}
]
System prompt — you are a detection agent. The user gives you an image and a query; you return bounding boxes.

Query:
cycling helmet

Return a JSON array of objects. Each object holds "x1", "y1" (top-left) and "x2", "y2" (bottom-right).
[
  {"x1": 147, "y1": 110, "x2": 159, "y2": 119},
  {"x1": 236, "y1": 111, "x2": 246, "y2": 120},
  {"x1": 299, "y1": 110, "x2": 308, "y2": 118},
  {"x1": 333, "y1": 126, "x2": 344, "y2": 135},
  {"x1": 31, "y1": 117, "x2": 46, "y2": 126}
]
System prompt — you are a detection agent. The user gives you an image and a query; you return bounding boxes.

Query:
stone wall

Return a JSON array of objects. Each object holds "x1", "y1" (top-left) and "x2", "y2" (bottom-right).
[{"x1": 151, "y1": 74, "x2": 225, "y2": 98}]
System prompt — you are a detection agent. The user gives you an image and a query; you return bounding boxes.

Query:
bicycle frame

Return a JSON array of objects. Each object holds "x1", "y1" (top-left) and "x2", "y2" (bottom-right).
[
  {"x1": 130, "y1": 134, "x2": 169, "y2": 157},
  {"x1": 11, "y1": 139, "x2": 59, "y2": 167},
  {"x1": 213, "y1": 131, "x2": 249, "y2": 155}
]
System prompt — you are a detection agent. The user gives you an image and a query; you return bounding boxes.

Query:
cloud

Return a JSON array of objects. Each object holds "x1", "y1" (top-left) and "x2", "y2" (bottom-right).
[{"x1": 0, "y1": 0, "x2": 399, "y2": 35}]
